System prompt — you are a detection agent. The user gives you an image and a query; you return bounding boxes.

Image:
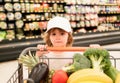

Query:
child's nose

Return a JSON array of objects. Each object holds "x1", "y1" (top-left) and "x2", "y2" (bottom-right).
[{"x1": 55, "y1": 35, "x2": 61, "y2": 39}]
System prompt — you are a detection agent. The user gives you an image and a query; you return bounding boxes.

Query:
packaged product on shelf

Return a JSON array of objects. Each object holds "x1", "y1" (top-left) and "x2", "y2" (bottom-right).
[
  {"x1": 8, "y1": 23, "x2": 14, "y2": 29},
  {"x1": 39, "y1": 4, "x2": 43, "y2": 12},
  {"x1": 13, "y1": 0, "x2": 19, "y2": 2},
  {"x1": 80, "y1": 6, "x2": 86, "y2": 14},
  {"x1": 25, "y1": 23, "x2": 29, "y2": 31},
  {"x1": 85, "y1": 20, "x2": 90, "y2": 27},
  {"x1": 85, "y1": 14, "x2": 90, "y2": 20},
  {"x1": 13, "y1": 3, "x2": 21, "y2": 11},
  {"x1": 29, "y1": 23, "x2": 35, "y2": 30},
  {"x1": 0, "y1": 5, "x2": 4, "y2": 11},
  {"x1": 64, "y1": 14, "x2": 70, "y2": 20},
  {"x1": 7, "y1": 12, "x2": 14, "y2": 20},
  {"x1": 0, "y1": 22, "x2": 7, "y2": 29},
  {"x1": 4, "y1": 0, "x2": 12, "y2": 2},
  {"x1": 43, "y1": 0, "x2": 47, "y2": 3},
  {"x1": 39, "y1": 0, "x2": 43, "y2": 3},
  {"x1": 30, "y1": 4, "x2": 34, "y2": 12},
  {"x1": 14, "y1": 12, "x2": 22, "y2": 20},
  {"x1": 28, "y1": 14, "x2": 35, "y2": 21},
  {"x1": 33, "y1": 22, "x2": 39, "y2": 30},
  {"x1": 19, "y1": 0, "x2": 23, "y2": 2},
  {"x1": 0, "y1": 13, "x2": 6, "y2": 21},
  {"x1": 34, "y1": 4, "x2": 41, "y2": 12},
  {"x1": 76, "y1": 0, "x2": 81, "y2": 4},
  {"x1": 71, "y1": 14, "x2": 76, "y2": 21},
  {"x1": 53, "y1": 3, "x2": 57, "y2": 12},
  {"x1": 76, "y1": 6, "x2": 81, "y2": 14},
  {"x1": 90, "y1": 20, "x2": 97, "y2": 26},
  {"x1": 16, "y1": 28, "x2": 25, "y2": 39},
  {"x1": 4, "y1": 3, "x2": 13, "y2": 11},
  {"x1": 43, "y1": 3, "x2": 49, "y2": 12},
  {"x1": 77, "y1": 28, "x2": 87, "y2": 33},
  {"x1": 79, "y1": 14, "x2": 85, "y2": 21},
  {"x1": 44, "y1": 13, "x2": 50, "y2": 20},
  {"x1": 25, "y1": 0, "x2": 28, "y2": 3},
  {"x1": 57, "y1": 5, "x2": 62, "y2": 12},
  {"x1": 6, "y1": 30, "x2": 15, "y2": 40},
  {"x1": 80, "y1": 20, "x2": 85, "y2": 27},
  {"x1": 38, "y1": 21, "x2": 47, "y2": 30},
  {"x1": 65, "y1": 0, "x2": 76, "y2": 4},
  {"x1": 30, "y1": 0, "x2": 34, "y2": 2},
  {"x1": 35, "y1": 0, "x2": 39, "y2": 3},
  {"x1": 0, "y1": 31, "x2": 6, "y2": 41},
  {"x1": 76, "y1": 22, "x2": 80, "y2": 28},
  {"x1": 71, "y1": 21, "x2": 76, "y2": 28},
  {"x1": 21, "y1": 3, "x2": 26, "y2": 12},
  {"x1": 76, "y1": 14, "x2": 80, "y2": 21},
  {"x1": 36, "y1": 14, "x2": 41, "y2": 20},
  {"x1": 15, "y1": 20, "x2": 24, "y2": 28}
]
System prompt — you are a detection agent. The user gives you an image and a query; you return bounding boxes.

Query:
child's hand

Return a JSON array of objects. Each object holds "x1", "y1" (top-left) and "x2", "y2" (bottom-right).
[{"x1": 36, "y1": 44, "x2": 49, "y2": 57}]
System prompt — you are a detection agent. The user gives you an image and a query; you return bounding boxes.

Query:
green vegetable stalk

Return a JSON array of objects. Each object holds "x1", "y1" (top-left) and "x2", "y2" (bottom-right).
[{"x1": 62, "y1": 53, "x2": 91, "y2": 74}]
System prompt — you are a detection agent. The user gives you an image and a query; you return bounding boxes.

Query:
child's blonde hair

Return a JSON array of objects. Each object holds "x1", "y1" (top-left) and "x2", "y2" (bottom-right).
[{"x1": 42, "y1": 28, "x2": 73, "y2": 47}]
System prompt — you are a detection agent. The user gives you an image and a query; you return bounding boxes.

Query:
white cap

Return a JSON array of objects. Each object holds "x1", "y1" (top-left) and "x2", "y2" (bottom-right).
[{"x1": 46, "y1": 16, "x2": 72, "y2": 33}]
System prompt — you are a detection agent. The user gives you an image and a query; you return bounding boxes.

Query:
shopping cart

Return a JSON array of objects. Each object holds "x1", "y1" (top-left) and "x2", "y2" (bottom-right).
[{"x1": 7, "y1": 47, "x2": 120, "y2": 83}]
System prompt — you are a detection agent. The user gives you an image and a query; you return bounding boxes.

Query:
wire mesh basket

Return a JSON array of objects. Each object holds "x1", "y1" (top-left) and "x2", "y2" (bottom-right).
[{"x1": 7, "y1": 47, "x2": 120, "y2": 83}]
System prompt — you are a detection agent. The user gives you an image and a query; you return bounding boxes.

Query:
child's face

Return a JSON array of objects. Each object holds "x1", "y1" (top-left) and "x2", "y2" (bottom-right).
[{"x1": 49, "y1": 28, "x2": 69, "y2": 47}]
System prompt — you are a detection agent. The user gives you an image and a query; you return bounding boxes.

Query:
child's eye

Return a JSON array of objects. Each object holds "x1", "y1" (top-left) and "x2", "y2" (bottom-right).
[
  {"x1": 51, "y1": 33, "x2": 56, "y2": 36},
  {"x1": 61, "y1": 32, "x2": 65, "y2": 35}
]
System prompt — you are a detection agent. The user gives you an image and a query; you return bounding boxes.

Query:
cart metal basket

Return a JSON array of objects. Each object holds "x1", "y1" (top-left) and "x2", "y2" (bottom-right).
[{"x1": 7, "y1": 47, "x2": 120, "y2": 83}]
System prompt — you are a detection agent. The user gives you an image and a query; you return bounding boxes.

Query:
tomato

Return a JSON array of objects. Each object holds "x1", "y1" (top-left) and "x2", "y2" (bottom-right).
[{"x1": 52, "y1": 70, "x2": 68, "y2": 83}]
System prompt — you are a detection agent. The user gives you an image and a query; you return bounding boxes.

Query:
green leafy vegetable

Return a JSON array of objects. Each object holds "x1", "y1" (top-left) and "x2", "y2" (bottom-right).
[
  {"x1": 62, "y1": 53, "x2": 91, "y2": 74},
  {"x1": 18, "y1": 51, "x2": 39, "y2": 70}
]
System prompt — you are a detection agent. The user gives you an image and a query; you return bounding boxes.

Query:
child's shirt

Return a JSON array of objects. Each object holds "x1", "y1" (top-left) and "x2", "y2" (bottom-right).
[{"x1": 40, "y1": 52, "x2": 83, "y2": 70}]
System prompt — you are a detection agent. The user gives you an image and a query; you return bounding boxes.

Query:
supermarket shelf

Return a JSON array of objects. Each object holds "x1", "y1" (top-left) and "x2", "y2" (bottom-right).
[
  {"x1": 0, "y1": 30, "x2": 120, "y2": 62},
  {"x1": 73, "y1": 30, "x2": 120, "y2": 46}
]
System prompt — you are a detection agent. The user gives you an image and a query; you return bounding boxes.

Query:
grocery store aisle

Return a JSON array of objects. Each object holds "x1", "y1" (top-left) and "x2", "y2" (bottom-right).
[{"x1": 0, "y1": 43, "x2": 120, "y2": 83}]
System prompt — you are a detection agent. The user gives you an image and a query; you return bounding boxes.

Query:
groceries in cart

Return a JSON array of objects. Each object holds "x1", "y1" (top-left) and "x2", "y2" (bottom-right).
[{"x1": 18, "y1": 47, "x2": 120, "y2": 83}]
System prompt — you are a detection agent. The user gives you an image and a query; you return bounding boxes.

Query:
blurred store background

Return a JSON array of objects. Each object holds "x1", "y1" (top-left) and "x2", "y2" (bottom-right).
[
  {"x1": 0, "y1": 0, "x2": 120, "y2": 62},
  {"x1": 0, "y1": 0, "x2": 120, "y2": 83}
]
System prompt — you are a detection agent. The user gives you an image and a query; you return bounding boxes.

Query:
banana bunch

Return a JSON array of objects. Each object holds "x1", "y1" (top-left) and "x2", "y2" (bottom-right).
[{"x1": 67, "y1": 68, "x2": 113, "y2": 83}]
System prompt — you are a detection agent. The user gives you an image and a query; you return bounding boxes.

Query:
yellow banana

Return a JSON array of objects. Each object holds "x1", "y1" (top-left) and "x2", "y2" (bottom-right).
[
  {"x1": 115, "y1": 73, "x2": 120, "y2": 83},
  {"x1": 67, "y1": 69, "x2": 113, "y2": 83},
  {"x1": 67, "y1": 68, "x2": 98, "y2": 82},
  {"x1": 78, "y1": 81, "x2": 103, "y2": 83}
]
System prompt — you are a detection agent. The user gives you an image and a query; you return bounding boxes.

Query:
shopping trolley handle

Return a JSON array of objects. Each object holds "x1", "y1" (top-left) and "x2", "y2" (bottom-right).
[
  {"x1": 20, "y1": 46, "x2": 120, "y2": 57},
  {"x1": 19, "y1": 47, "x2": 87, "y2": 56}
]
